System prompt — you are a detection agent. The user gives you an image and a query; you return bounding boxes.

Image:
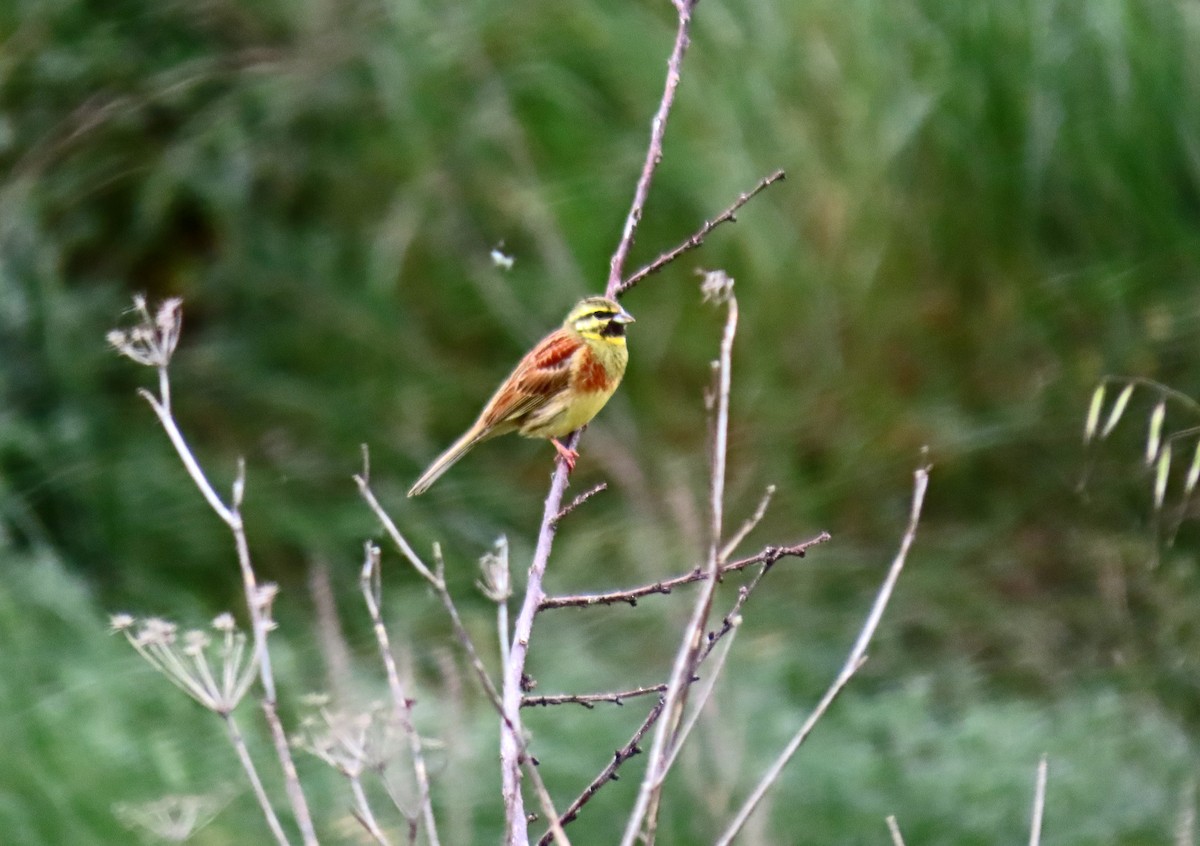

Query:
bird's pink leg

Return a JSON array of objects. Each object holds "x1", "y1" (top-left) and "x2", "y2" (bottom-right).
[{"x1": 550, "y1": 438, "x2": 578, "y2": 472}]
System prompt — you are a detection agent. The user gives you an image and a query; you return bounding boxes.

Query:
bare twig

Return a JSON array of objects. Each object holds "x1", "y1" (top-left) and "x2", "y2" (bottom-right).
[
  {"x1": 538, "y1": 534, "x2": 830, "y2": 611},
  {"x1": 553, "y1": 483, "x2": 608, "y2": 523},
  {"x1": 716, "y1": 464, "x2": 931, "y2": 845},
  {"x1": 224, "y1": 714, "x2": 292, "y2": 846},
  {"x1": 1029, "y1": 755, "x2": 1049, "y2": 846},
  {"x1": 720, "y1": 485, "x2": 776, "y2": 562},
  {"x1": 522, "y1": 683, "x2": 671, "y2": 709},
  {"x1": 620, "y1": 289, "x2": 738, "y2": 846},
  {"x1": 359, "y1": 543, "x2": 441, "y2": 846},
  {"x1": 886, "y1": 815, "x2": 907, "y2": 846},
  {"x1": 616, "y1": 170, "x2": 787, "y2": 298},
  {"x1": 605, "y1": 0, "x2": 697, "y2": 297},
  {"x1": 536, "y1": 698, "x2": 667, "y2": 846}
]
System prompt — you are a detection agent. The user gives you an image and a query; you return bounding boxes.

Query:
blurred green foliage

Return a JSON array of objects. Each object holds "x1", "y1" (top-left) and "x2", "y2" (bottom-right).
[{"x1": 4, "y1": 0, "x2": 1200, "y2": 841}]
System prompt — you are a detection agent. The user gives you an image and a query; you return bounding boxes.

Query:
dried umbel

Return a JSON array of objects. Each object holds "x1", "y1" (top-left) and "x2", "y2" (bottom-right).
[{"x1": 107, "y1": 295, "x2": 183, "y2": 368}]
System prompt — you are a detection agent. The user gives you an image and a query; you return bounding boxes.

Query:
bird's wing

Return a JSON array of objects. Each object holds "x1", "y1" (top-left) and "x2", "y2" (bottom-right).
[{"x1": 480, "y1": 328, "x2": 577, "y2": 428}]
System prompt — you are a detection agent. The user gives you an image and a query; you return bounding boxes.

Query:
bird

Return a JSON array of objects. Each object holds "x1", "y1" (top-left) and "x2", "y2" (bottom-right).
[{"x1": 408, "y1": 296, "x2": 635, "y2": 496}]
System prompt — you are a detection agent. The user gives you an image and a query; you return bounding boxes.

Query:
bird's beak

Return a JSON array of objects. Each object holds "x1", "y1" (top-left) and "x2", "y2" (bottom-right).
[{"x1": 613, "y1": 308, "x2": 635, "y2": 325}]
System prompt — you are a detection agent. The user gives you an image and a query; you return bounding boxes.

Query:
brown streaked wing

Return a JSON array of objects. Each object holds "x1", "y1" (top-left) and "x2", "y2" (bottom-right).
[{"x1": 480, "y1": 328, "x2": 578, "y2": 427}]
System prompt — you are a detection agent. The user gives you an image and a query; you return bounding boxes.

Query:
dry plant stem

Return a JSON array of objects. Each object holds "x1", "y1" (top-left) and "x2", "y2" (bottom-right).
[
  {"x1": 350, "y1": 777, "x2": 391, "y2": 846},
  {"x1": 620, "y1": 294, "x2": 738, "y2": 846},
  {"x1": 1029, "y1": 755, "x2": 1048, "y2": 846},
  {"x1": 359, "y1": 545, "x2": 441, "y2": 846},
  {"x1": 605, "y1": 0, "x2": 697, "y2": 297},
  {"x1": 616, "y1": 170, "x2": 787, "y2": 298},
  {"x1": 886, "y1": 815, "x2": 907, "y2": 846},
  {"x1": 139, "y1": 368, "x2": 318, "y2": 846},
  {"x1": 354, "y1": 472, "x2": 568, "y2": 846},
  {"x1": 715, "y1": 465, "x2": 931, "y2": 845},
  {"x1": 224, "y1": 714, "x2": 292, "y2": 846},
  {"x1": 523, "y1": 683, "x2": 670, "y2": 709},
  {"x1": 538, "y1": 534, "x2": 830, "y2": 611},
  {"x1": 499, "y1": 432, "x2": 580, "y2": 846}
]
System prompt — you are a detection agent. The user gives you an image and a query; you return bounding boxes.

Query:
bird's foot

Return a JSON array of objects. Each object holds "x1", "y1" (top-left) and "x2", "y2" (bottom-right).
[{"x1": 551, "y1": 438, "x2": 578, "y2": 473}]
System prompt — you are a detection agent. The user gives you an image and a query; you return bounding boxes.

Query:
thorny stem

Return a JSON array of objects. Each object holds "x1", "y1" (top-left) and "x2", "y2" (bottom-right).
[
  {"x1": 536, "y1": 698, "x2": 667, "y2": 846},
  {"x1": 715, "y1": 465, "x2": 931, "y2": 845},
  {"x1": 522, "y1": 683, "x2": 671, "y2": 709},
  {"x1": 619, "y1": 292, "x2": 738, "y2": 846},
  {"x1": 537, "y1": 534, "x2": 829, "y2": 611}
]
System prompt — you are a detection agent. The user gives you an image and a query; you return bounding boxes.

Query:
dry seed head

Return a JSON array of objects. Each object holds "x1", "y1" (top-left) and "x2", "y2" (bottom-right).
[
  {"x1": 1084, "y1": 384, "x2": 1105, "y2": 443},
  {"x1": 698, "y1": 268, "x2": 735, "y2": 304},
  {"x1": 1186, "y1": 440, "x2": 1200, "y2": 496},
  {"x1": 477, "y1": 535, "x2": 511, "y2": 602},
  {"x1": 1155, "y1": 444, "x2": 1172, "y2": 510},
  {"x1": 1146, "y1": 400, "x2": 1167, "y2": 465},
  {"x1": 1101, "y1": 383, "x2": 1135, "y2": 438}
]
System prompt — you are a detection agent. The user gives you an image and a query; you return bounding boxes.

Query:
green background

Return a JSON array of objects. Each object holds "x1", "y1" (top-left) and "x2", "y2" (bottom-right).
[{"x1": 4, "y1": 0, "x2": 1200, "y2": 842}]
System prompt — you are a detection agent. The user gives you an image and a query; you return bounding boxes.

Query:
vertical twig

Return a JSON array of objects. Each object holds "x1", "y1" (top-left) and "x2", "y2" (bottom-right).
[
  {"x1": 620, "y1": 291, "x2": 738, "y2": 846},
  {"x1": 360, "y1": 543, "x2": 441, "y2": 846},
  {"x1": 716, "y1": 465, "x2": 931, "y2": 845},
  {"x1": 605, "y1": 0, "x2": 697, "y2": 297},
  {"x1": 224, "y1": 714, "x2": 292, "y2": 846}
]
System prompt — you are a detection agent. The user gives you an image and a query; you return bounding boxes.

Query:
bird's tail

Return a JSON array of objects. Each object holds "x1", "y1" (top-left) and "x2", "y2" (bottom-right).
[{"x1": 407, "y1": 424, "x2": 487, "y2": 496}]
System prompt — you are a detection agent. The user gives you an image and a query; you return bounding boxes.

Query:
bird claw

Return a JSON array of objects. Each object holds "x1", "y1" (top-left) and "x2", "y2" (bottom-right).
[{"x1": 551, "y1": 439, "x2": 578, "y2": 473}]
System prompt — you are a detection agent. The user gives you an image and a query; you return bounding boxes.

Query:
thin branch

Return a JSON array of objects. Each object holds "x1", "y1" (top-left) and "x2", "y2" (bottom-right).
[
  {"x1": 536, "y1": 698, "x2": 667, "y2": 846},
  {"x1": 359, "y1": 543, "x2": 441, "y2": 846},
  {"x1": 886, "y1": 815, "x2": 906, "y2": 846},
  {"x1": 522, "y1": 683, "x2": 671, "y2": 709},
  {"x1": 720, "y1": 485, "x2": 776, "y2": 562},
  {"x1": 605, "y1": 0, "x2": 697, "y2": 297},
  {"x1": 716, "y1": 464, "x2": 931, "y2": 845},
  {"x1": 615, "y1": 170, "x2": 787, "y2": 298},
  {"x1": 1029, "y1": 755, "x2": 1049, "y2": 846},
  {"x1": 538, "y1": 534, "x2": 830, "y2": 611},
  {"x1": 620, "y1": 291, "x2": 738, "y2": 846},
  {"x1": 553, "y1": 483, "x2": 608, "y2": 523}
]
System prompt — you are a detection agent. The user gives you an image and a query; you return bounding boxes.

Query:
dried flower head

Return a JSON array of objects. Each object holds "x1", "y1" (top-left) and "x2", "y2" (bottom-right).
[
  {"x1": 115, "y1": 613, "x2": 257, "y2": 714},
  {"x1": 698, "y1": 268, "x2": 735, "y2": 304},
  {"x1": 477, "y1": 535, "x2": 511, "y2": 602},
  {"x1": 107, "y1": 296, "x2": 183, "y2": 368}
]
